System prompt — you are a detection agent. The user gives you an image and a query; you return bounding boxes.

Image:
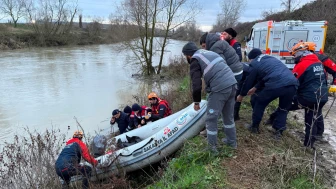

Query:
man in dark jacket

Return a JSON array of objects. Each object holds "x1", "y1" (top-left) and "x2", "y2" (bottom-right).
[
  {"x1": 221, "y1": 28, "x2": 242, "y2": 62},
  {"x1": 131, "y1": 103, "x2": 151, "y2": 128},
  {"x1": 182, "y1": 42, "x2": 237, "y2": 152},
  {"x1": 237, "y1": 48, "x2": 299, "y2": 138},
  {"x1": 200, "y1": 32, "x2": 243, "y2": 82},
  {"x1": 55, "y1": 130, "x2": 98, "y2": 189},
  {"x1": 110, "y1": 109, "x2": 129, "y2": 134}
]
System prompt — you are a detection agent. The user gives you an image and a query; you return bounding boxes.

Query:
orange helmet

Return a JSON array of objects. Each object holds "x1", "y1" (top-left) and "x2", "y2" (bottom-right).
[
  {"x1": 305, "y1": 42, "x2": 317, "y2": 52},
  {"x1": 290, "y1": 42, "x2": 308, "y2": 56},
  {"x1": 73, "y1": 130, "x2": 84, "y2": 139},
  {"x1": 148, "y1": 92, "x2": 159, "y2": 100}
]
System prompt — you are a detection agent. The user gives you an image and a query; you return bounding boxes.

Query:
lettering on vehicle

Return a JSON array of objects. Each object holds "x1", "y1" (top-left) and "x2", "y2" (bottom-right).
[
  {"x1": 313, "y1": 30, "x2": 322, "y2": 33},
  {"x1": 176, "y1": 113, "x2": 188, "y2": 126},
  {"x1": 143, "y1": 127, "x2": 179, "y2": 152},
  {"x1": 312, "y1": 35, "x2": 320, "y2": 42},
  {"x1": 313, "y1": 65, "x2": 323, "y2": 72}
]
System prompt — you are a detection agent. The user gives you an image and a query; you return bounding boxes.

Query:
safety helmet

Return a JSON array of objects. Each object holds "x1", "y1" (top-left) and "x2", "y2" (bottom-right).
[
  {"x1": 73, "y1": 130, "x2": 84, "y2": 139},
  {"x1": 148, "y1": 92, "x2": 159, "y2": 100},
  {"x1": 290, "y1": 42, "x2": 310, "y2": 56},
  {"x1": 305, "y1": 42, "x2": 317, "y2": 52}
]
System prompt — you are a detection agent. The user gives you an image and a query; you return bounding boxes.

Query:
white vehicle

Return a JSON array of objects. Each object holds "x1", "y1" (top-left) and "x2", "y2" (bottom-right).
[{"x1": 244, "y1": 20, "x2": 328, "y2": 69}]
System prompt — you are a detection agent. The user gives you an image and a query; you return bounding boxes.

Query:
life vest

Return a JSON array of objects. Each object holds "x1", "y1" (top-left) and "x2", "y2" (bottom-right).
[
  {"x1": 151, "y1": 98, "x2": 172, "y2": 117},
  {"x1": 133, "y1": 105, "x2": 150, "y2": 119}
]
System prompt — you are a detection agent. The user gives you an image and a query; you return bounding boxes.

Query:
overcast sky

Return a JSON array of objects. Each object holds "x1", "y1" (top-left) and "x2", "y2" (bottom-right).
[
  {"x1": 1, "y1": 0, "x2": 314, "y2": 31},
  {"x1": 77, "y1": 0, "x2": 314, "y2": 31}
]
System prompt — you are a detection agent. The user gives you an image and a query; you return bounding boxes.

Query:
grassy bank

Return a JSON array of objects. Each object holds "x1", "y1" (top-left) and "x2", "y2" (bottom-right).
[
  {"x1": 0, "y1": 23, "x2": 138, "y2": 50},
  {"x1": 146, "y1": 97, "x2": 328, "y2": 188}
]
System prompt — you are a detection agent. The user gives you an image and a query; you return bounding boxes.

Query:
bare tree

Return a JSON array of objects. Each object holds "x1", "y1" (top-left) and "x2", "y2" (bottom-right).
[
  {"x1": 79, "y1": 13, "x2": 82, "y2": 28},
  {"x1": 117, "y1": 0, "x2": 199, "y2": 75},
  {"x1": 156, "y1": 0, "x2": 199, "y2": 74},
  {"x1": 0, "y1": 0, "x2": 26, "y2": 27},
  {"x1": 24, "y1": 0, "x2": 78, "y2": 37},
  {"x1": 281, "y1": 0, "x2": 301, "y2": 13},
  {"x1": 212, "y1": 0, "x2": 246, "y2": 32}
]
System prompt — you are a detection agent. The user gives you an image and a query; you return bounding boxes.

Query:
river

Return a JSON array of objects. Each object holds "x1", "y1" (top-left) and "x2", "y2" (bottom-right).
[{"x1": 0, "y1": 39, "x2": 186, "y2": 142}]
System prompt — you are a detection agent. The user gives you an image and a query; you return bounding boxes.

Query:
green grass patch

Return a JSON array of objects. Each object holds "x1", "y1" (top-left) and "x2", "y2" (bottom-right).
[
  {"x1": 289, "y1": 175, "x2": 323, "y2": 189},
  {"x1": 148, "y1": 136, "x2": 231, "y2": 189},
  {"x1": 179, "y1": 76, "x2": 190, "y2": 92}
]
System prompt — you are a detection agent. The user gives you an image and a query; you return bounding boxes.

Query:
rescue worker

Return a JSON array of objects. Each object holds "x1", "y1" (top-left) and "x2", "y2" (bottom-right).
[
  {"x1": 182, "y1": 41, "x2": 237, "y2": 152},
  {"x1": 55, "y1": 130, "x2": 98, "y2": 189},
  {"x1": 147, "y1": 92, "x2": 172, "y2": 121},
  {"x1": 123, "y1": 105, "x2": 135, "y2": 132},
  {"x1": 291, "y1": 42, "x2": 328, "y2": 148},
  {"x1": 265, "y1": 42, "x2": 334, "y2": 141},
  {"x1": 236, "y1": 48, "x2": 298, "y2": 139},
  {"x1": 110, "y1": 109, "x2": 129, "y2": 134},
  {"x1": 132, "y1": 103, "x2": 151, "y2": 128},
  {"x1": 199, "y1": 32, "x2": 242, "y2": 82},
  {"x1": 199, "y1": 32, "x2": 242, "y2": 135},
  {"x1": 221, "y1": 28, "x2": 242, "y2": 61}
]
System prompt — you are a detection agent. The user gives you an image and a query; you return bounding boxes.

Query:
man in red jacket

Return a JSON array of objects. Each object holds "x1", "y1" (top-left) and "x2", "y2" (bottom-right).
[
  {"x1": 221, "y1": 27, "x2": 242, "y2": 62},
  {"x1": 147, "y1": 92, "x2": 172, "y2": 121},
  {"x1": 55, "y1": 130, "x2": 98, "y2": 188}
]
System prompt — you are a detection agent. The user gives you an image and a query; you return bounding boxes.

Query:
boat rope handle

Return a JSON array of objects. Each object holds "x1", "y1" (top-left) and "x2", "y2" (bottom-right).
[{"x1": 119, "y1": 137, "x2": 154, "y2": 157}]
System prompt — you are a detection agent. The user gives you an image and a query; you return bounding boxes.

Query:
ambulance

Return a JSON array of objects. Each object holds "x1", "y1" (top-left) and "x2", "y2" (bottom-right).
[{"x1": 244, "y1": 20, "x2": 328, "y2": 69}]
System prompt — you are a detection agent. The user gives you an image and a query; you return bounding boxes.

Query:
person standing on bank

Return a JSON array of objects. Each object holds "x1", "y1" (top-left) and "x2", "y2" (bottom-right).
[
  {"x1": 236, "y1": 48, "x2": 298, "y2": 139},
  {"x1": 199, "y1": 32, "x2": 242, "y2": 134},
  {"x1": 221, "y1": 28, "x2": 242, "y2": 62},
  {"x1": 182, "y1": 42, "x2": 238, "y2": 152}
]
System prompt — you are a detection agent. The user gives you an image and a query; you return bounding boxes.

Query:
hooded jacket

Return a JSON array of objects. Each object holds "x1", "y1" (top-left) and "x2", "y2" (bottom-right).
[{"x1": 205, "y1": 33, "x2": 243, "y2": 75}]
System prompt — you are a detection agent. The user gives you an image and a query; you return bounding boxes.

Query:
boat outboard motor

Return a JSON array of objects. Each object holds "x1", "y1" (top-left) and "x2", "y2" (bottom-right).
[{"x1": 92, "y1": 135, "x2": 107, "y2": 157}]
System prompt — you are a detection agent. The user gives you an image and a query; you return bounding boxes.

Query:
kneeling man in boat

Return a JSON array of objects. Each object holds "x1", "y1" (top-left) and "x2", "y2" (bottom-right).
[
  {"x1": 147, "y1": 92, "x2": 172, "y2": 121},
  {"x1": 110, "y1": 109, "x2": 129, "y2": 134},
  {"x1": 132, "y1": 103, "x2": 152, "y2": 128}
]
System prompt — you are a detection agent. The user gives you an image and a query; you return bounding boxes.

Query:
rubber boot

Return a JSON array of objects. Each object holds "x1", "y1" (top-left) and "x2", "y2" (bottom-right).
[
  {"x1": 223, "y1": 127, "x2": 237, "y2": 149},
  {"x1": 207, "y1": 131, "x2": 218, "y2": 155},
  {"x1": 264, "y1": 110, "x2": 277, "y2": 125},
  {"x1": 246, "y1": 123, "x2": 260, "y2": 134},
  {"x1": 234, "y1": 102, "x2": 241, "y2": 121}
]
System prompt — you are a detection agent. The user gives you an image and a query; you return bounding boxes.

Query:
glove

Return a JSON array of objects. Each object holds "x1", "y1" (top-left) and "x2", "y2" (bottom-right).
[
  {"x1": 329, "y1": 85, "x2": 336, "y2": 93},
  {"x1": 96, "y1": 156, "x2": 111, "y2": 169},
  {"x1": 145, "y1": 112, "x2": 151, "y2": 120}
]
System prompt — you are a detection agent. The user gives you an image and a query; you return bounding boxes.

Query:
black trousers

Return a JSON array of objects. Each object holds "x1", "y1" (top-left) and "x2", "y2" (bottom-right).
[
  {"x1": 252, "y1": 85, "x2": 297, "y2": 131},
  {"x1": 290, "y1": 97, "x2": 326, "y2": 147},
  {"x1": 56, "y1": 164, "x2": 92, "y2": 189}
]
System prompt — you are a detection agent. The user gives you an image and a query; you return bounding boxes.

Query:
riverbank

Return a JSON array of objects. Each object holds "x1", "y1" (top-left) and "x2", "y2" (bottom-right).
[{"x1": 0, "y1": 23, "x2": 137, "y2": 50}]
